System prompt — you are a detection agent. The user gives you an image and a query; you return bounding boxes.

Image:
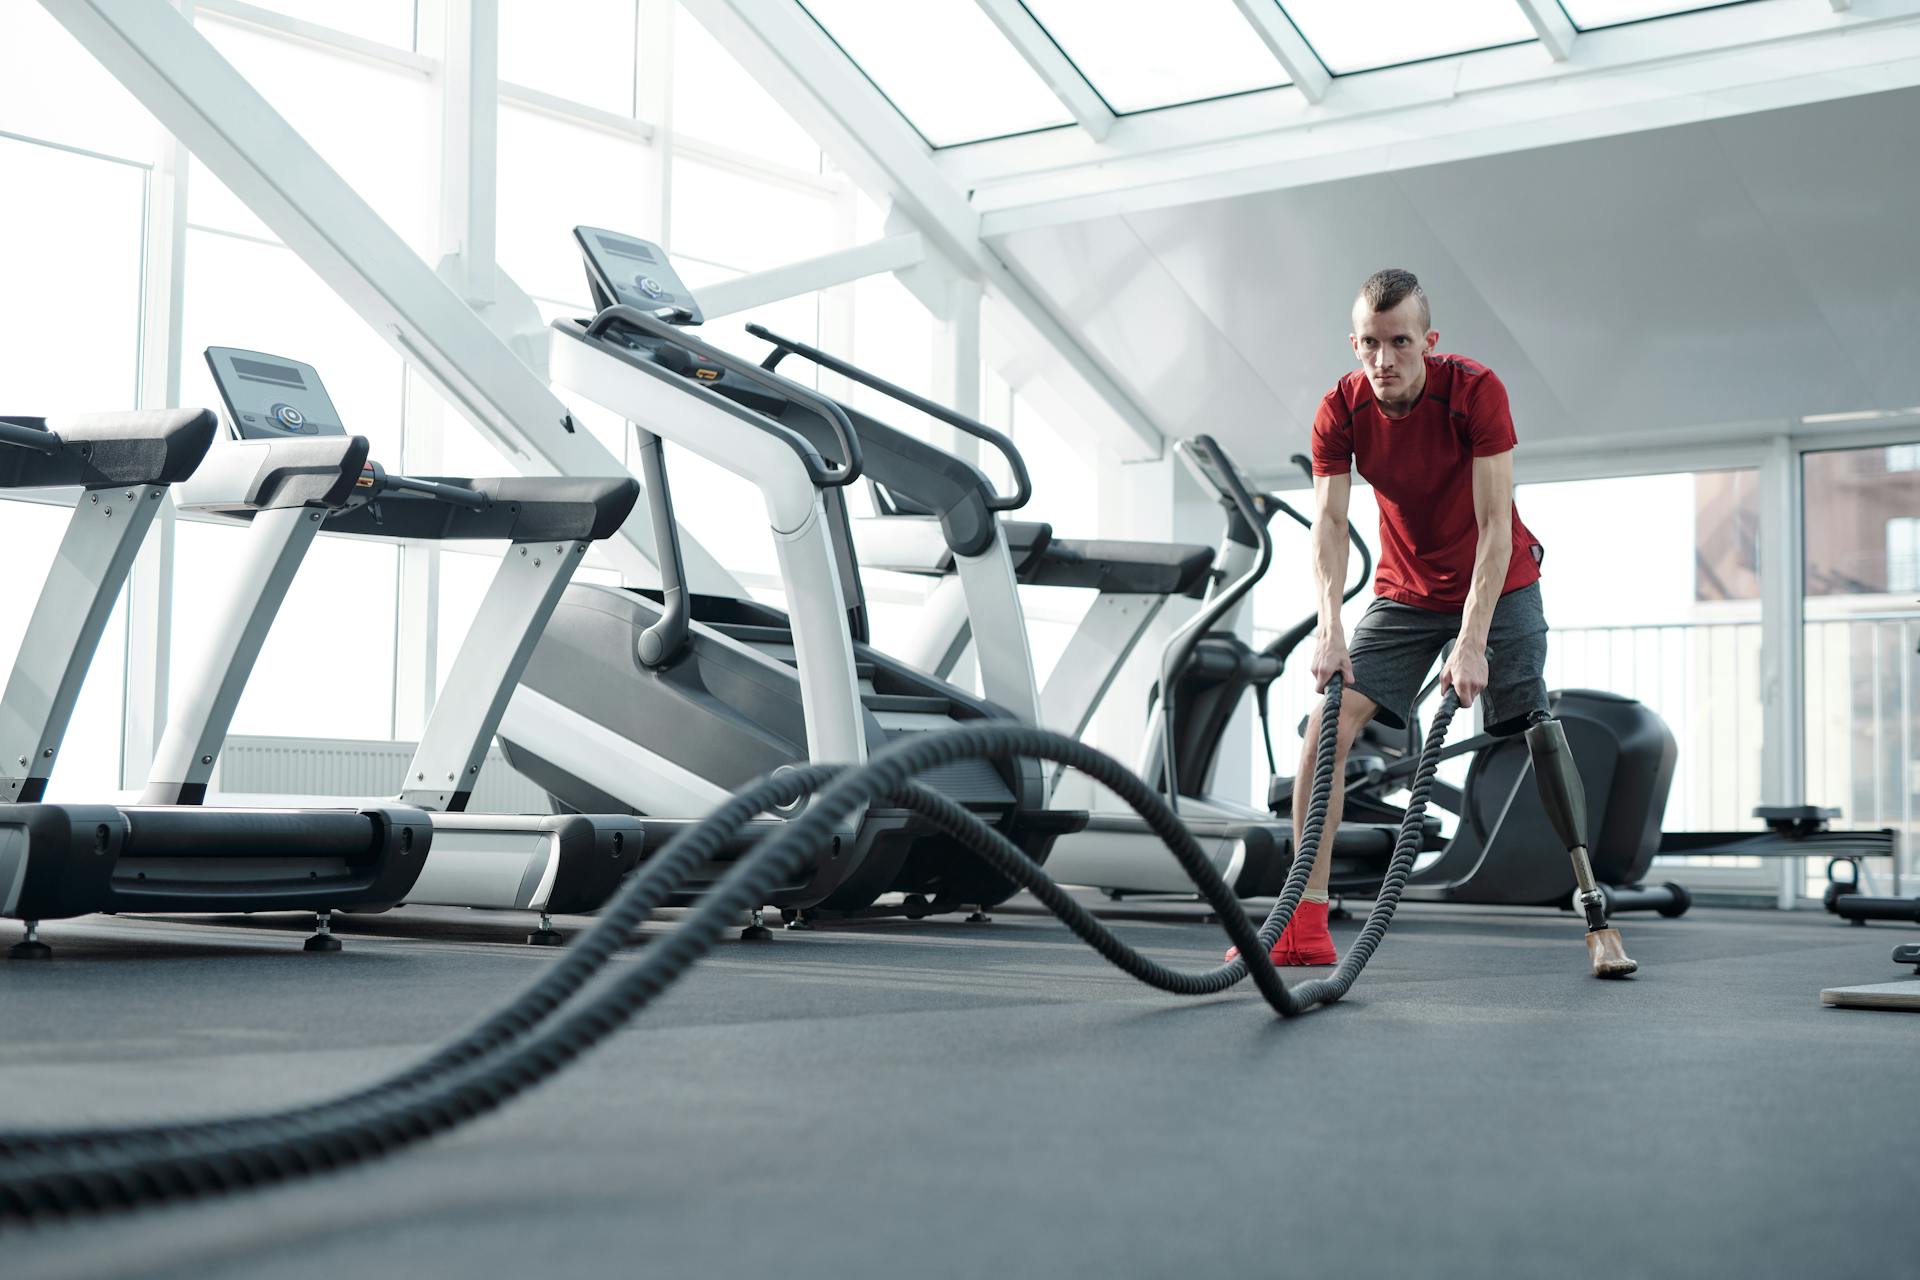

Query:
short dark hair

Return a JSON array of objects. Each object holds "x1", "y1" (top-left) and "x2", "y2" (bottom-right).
[{"x1": 1356, "y1": 268, "x2": 1430, "y2": 331}]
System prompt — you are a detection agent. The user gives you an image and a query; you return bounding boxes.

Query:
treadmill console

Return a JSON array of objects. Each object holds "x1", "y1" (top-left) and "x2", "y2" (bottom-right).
[
  {"x1": 574, "y1": 226, "x2": 703, "y2": 325},
  {"x1": 204, "y1": 347, "x2": 347, "y2": 440}
]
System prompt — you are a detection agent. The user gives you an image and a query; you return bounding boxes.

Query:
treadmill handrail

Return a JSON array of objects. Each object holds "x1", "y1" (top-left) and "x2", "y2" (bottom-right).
[
  {"x1": 1157, "y1": 435, "x2": 1273, "y2": 803},
  {"x1": 746, "y1": 323, "x2": 1031, "y2": 513},
  {"x1": 0, "y1": 418, "x2": 62, "y2": 455},
  {"x1": 587, "y1": 305, "x2": 863, "y2": 489}
]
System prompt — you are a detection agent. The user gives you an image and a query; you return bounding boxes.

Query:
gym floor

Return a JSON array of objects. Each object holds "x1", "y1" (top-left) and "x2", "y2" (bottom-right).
[{"x1": 1, "y1": 898, "x2": 1911, "y2": 1279}]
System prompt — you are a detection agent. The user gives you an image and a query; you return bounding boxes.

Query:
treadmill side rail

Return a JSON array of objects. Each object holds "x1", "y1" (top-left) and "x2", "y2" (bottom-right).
[{"x1": 2, "y1": 804, "x2": 431, "y2": 920}]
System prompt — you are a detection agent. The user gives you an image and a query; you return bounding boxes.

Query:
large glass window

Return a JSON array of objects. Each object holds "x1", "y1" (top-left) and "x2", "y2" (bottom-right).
[
  {"x1": 242, "y1": 1, "x2": 418, "y2": 49},
  {"x1": 1279, "y1": 0, "x2": 1536, "y2": 75},
  {"x1": 496, "y1": 103, "x2": 651, "y2": 306},
  {"x1": 171, "y1": 523, "x2": 400, "y2": 741},
  {"x1": 500, "y1": 0, "x2": 638, "y2": 114},
  {"x1": 1803, "y1": 444, "x2": 1920, "y2": 892},
  {"x1": 1019, "y1": 0, "x2": 1289, "y2": 114},
  {"x1": 0, "y1": 138, "x2": 145, "y2": 415},
  {"x1": 673, "y1": 13, "x2": 822, "y2": 169},
  {"x1": 798, "y1": 0, "x2": 1074, "y2": 146},
  {"x1": 0, "y1": 4, "x2": 156, "y2": 162}
]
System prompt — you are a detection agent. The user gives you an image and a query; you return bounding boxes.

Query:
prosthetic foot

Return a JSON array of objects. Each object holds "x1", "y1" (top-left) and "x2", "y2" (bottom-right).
[{"x1": 1526, "y1": 714, "x2": 1637, "y2": 979}]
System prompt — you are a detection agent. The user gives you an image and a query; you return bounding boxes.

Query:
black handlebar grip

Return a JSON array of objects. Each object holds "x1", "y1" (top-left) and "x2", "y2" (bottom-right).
[{"x1": 1524, "y1": 717, "x2": 1588, "y2": 852}]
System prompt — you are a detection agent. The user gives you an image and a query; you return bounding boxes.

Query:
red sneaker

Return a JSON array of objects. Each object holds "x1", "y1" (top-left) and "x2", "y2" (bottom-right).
[
  {"x1": 1276, "y1": 900, "x2": 1338, "y2": 966},
  {"x1": 1227, "y1": 901, "x2": 1339, "y2": 966}
]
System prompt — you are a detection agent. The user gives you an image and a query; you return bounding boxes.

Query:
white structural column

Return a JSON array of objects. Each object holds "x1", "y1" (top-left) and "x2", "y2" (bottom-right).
[
  {"x1": 1514, "y1": 0, "x2": 1578, "y2": 61},
  {"x1": 1759, "y1": 435, "x2": 1807, "y2": 908},
  {"x1": 122, "y1": 5, "x2": 191, "y2": 787},
  {"x1": 973, "y1": 0, "x2": 1115, "y2": 140},
  {"x1": 433, "y1": 0, "x2": 497, "y2": 308},
  {"x1": 681, "y1": 0, "x2": 1164, "y2": 462},
  {"x1": 1228, "y1": 0, "x2": 1331, "y2": 103},
  {"x1": 638, "y1": 0, "x2": 675, "y2": 246}
]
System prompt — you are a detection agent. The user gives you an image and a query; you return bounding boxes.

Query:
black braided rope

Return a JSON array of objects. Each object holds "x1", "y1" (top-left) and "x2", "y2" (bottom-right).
[{"x1": 0, "y1": 679, "x2": 1457, "y2": 1219}]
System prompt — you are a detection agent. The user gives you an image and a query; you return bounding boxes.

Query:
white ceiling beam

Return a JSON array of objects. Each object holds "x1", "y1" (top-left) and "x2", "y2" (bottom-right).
[
  {"x1": 41, "y1": 0, "x2": 743, "y2": 595},
  {"x1": 972, "y1": 0, "x2": 1115, "y2": 141},
  {"x1": 681, "y1": 0, "x2": 1163, "y2": 460},
  {"x1": 970, "y1": 3, "x2": 1920, "y2": 236},
  {"x1": 1228, "y1": 0, "x2": 1331, "y2": 103},
  {"x1": 1514, "y1": 0, "x2": 1578, "y2": 61},
  {"x1": 698, "y1": 234, "x2": 927, "y2": 319}
]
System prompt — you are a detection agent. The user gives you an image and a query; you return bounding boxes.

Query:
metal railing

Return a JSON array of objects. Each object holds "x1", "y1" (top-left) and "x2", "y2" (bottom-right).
[{"x1": 1250, "y1": 612, "x2": 1919, "y2": 893}]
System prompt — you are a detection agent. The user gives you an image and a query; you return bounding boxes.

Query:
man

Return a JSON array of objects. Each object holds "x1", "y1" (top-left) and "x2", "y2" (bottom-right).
[{"x1": 1232, "y1": 268, "x2": 1550, "y2": 968}]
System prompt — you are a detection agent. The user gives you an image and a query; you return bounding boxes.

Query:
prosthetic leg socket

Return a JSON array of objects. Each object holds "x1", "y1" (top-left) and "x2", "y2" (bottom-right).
[{"x1": 1525, "y1": 714, "x2": 1637, "y2": 979}]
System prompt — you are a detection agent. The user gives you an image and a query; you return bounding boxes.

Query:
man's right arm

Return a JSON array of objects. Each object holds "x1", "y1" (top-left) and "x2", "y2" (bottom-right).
[{"x1": 1311, "y1": 471, "x2": 1356, "y2": 688}]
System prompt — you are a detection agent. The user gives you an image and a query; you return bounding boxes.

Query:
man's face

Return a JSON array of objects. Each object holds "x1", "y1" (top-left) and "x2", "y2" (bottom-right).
[{"x1": 1350, "y1": 297, "x2": 1437, "y2": 400}]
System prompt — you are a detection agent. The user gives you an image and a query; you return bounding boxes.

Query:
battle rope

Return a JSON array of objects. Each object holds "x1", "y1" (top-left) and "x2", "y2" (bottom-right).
[{"x1": 0, "y1": 677, "x2": 1457, "y2": 1218}]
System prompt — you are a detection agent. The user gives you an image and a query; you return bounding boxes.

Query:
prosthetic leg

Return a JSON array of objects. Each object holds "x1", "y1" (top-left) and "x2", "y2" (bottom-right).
[{"x1": 1525, "y1": 712, "x2": 1638, "y2": 978}]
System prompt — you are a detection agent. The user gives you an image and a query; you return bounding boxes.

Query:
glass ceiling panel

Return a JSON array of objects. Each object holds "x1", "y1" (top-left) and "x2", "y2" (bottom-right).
[
  {"x1": 1020, "y1": 0, "x2": 1290, "y2": 115},
  {"x1": 1280, "y1": 0, "x2": 1537, "y2": 75},
  {"x1": 1558, "y1": 0, "x2": 1754, "y2": 30},
  {"x1": 799, "y1": 0, "x2": 1074, "y2": 146}
]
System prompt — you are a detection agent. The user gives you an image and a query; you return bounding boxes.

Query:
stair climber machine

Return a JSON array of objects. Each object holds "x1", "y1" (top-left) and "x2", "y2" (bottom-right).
[
  {"x1": 496, "y1": 226, "x2": 1086, "y2": 929},
  {"x1": 790, "y1": 362, "x2": 1400, "y2": 901},
  {"x1": 0, "y1": 409, "x2": 430, "y2": 958},
  {"x1": 0, "y1": 386, "x2": 1635, "y2": 1218},
  {"x1": 140, "y1": 349, "x2": 648, "y2": 946}
]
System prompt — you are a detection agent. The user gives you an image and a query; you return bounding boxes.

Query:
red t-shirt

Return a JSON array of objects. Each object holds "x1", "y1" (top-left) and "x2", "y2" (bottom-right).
[{"x1": 1311, "y1": 354, "x2": 1541, "y2": 611}]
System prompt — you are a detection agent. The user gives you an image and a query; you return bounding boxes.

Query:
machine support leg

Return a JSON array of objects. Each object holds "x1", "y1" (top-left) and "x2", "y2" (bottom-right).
[
  {"x1": 528, "y1": 912, "x2": 562, "y2": 947},
  {"x1": 303, "y1": 909, "x2": 342, "y2": 953},
  {"x1": 740, "y1": 909, "x2": 773, "y2": 942},
  {"x1": 1526, "y1": 714, "x2": 1637, "y2": 978},
  {"x1": 9, "y1": 920, "x2": 52, "y2": 960}
]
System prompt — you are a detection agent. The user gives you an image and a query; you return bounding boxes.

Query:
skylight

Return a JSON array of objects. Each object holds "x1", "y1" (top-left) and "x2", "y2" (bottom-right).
[
  {"x1": 1558, "y1": 0, "x2": 1756, "y2": 30},
  {"x1": 1019, "y1": 0, "x2": 1291, "y2": 115},
  {"x1": 799, "y1": 0, "x2": 1074, "y2": 146},
  {"x1": 1262, "y1": 0, "x2": 1537, "y2": 75}
]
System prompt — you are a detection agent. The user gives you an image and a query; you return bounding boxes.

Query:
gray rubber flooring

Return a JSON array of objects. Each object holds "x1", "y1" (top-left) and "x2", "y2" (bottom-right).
[{"x1": 1, "y1": 897, "x2": 1914, "y2": 1279}]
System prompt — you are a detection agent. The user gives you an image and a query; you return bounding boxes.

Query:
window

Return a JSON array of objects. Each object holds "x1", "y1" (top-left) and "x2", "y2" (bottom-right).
[
  {"x1": 1803, "y1": 443, "x2": 1920, "y2": 893},
  {"x1": 0, "y1": 4, "x2": 156, "y2": 162},
  {"x1": 0, "y1": 137, "x2": 145, "y2": 415},
  {"x1": 673, "y1": 12, "x2": 822, "y2": 169},
  {"x1": 241, "y1": 0, "x2": 417, "y2": 48},
  {"x1": 1558, "y1": 1, "x2": 1755, "y2": 32},
  {"x1": 496, "y1": 102, "x2": 650, "y2": 305},
  {"x1": 1888, "y1": 519, "x2": 1920, "y2": 596},
  {"x1": 1019, "y1": 0, "x2": 1289, "y2": 114},
  {"x1": 171, "y1": 524, "x2": 400, "y2": 741},
  {"x1": 1278, "y1": 0, "x2": 1535, "y2": 75},
  {"x1": 798, "y1": 0, "x2": 1073, "y2": 145},
  {"x1": 1886, "y1": 444, "x2": 1920, "y2": 474},
  {"x1": 500, "y1": 0, "x2": 638, "y2": 114}
]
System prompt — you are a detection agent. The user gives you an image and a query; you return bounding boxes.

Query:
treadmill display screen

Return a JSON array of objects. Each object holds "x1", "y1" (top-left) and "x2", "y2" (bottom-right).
[
  {"x1": 574, "y1": 225, "x2": 703, "y2": 326},
  {"x1": 232, "y1": 357, "x2": 306, "y2": 389},
  {"x1": 594, "y1": 233, "x2": 657, "y2": 265}
]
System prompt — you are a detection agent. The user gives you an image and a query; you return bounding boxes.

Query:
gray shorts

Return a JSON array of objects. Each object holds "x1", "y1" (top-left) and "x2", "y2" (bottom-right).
[{"x1": 1346, "y1": 582, "x2": 1550, "y2": 737}]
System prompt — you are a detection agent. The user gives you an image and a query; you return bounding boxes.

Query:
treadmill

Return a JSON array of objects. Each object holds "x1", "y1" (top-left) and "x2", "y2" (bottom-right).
[
  {"x1": 0, "y1": 409, "x2": 428, "y2": 957},
  {"x1": 497, "y1": 227, "x2": 1084, "y2": 920},
  {"x1": 141, "y1": 350, "x2": 647, "y2": 944}
]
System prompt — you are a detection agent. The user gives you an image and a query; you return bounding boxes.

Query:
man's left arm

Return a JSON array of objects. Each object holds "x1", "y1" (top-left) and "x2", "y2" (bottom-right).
[{"x1": 1442, "y1": 450, "x2": 1514, "y2": 707}]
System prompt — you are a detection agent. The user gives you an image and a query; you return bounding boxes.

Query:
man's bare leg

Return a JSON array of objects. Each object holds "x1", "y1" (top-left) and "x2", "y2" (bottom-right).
[{"x1": 1292, "y1": 689, "x2": 1380, "y2": 899}]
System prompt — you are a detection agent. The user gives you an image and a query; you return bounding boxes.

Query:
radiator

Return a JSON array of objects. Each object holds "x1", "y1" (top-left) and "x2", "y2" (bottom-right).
[{"x1": 215, "y1": 735, "x2": 551, "y2": 815}]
